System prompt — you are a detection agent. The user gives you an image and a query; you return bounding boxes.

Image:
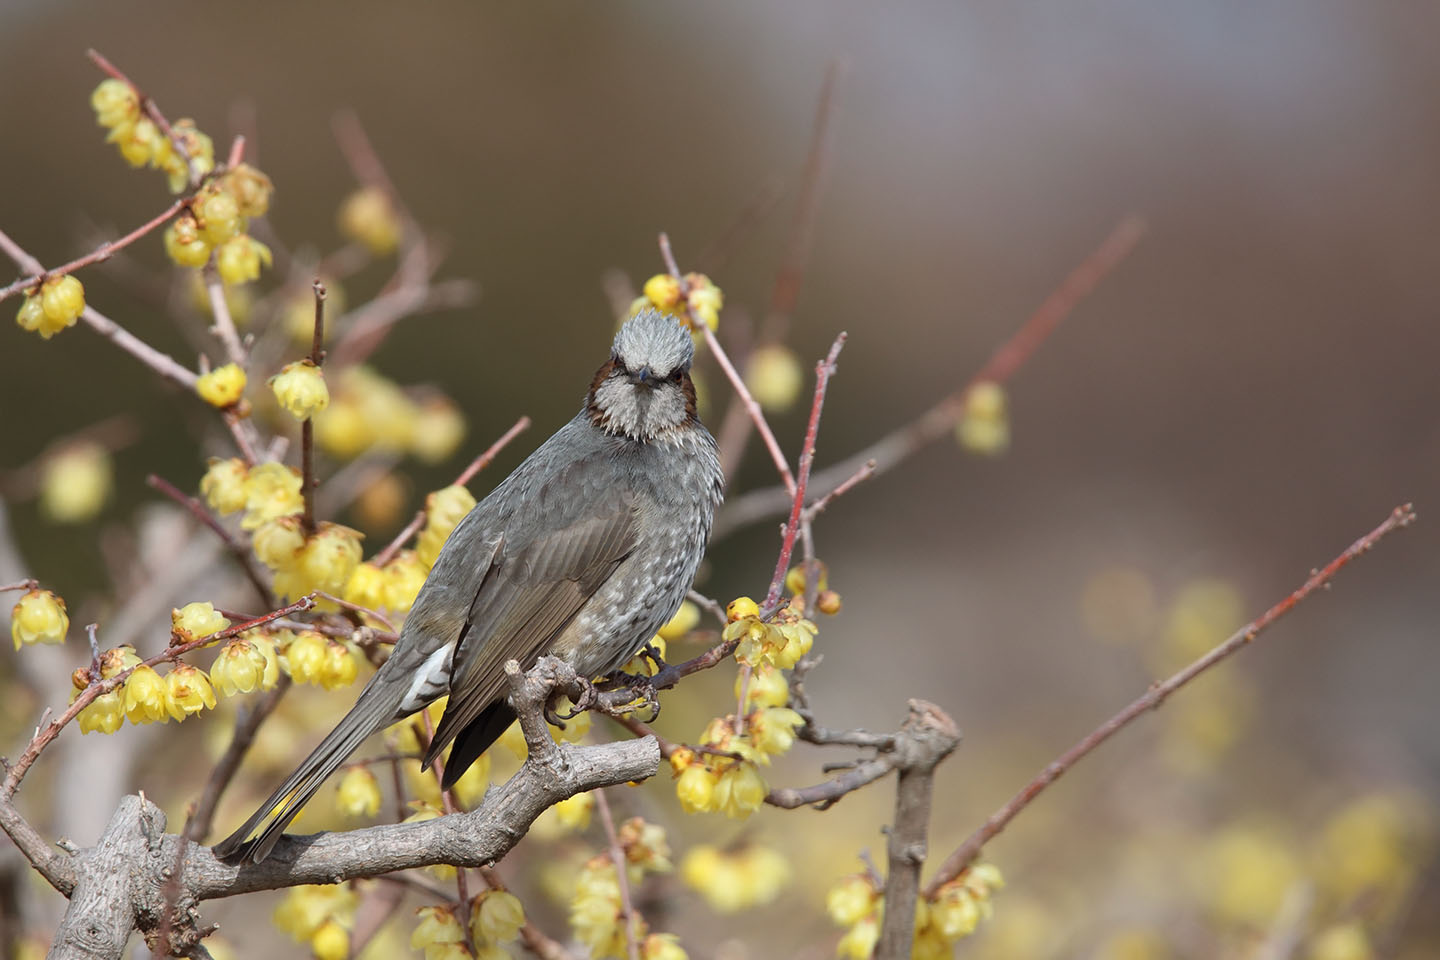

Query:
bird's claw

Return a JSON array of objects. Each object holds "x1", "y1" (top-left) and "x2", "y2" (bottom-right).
[
  {"x1": 603, "y1": 669, "x2": 661, "y2": 722},
  {"x1": 546, "y1": 675, "x2": 600, "y2": 727}
]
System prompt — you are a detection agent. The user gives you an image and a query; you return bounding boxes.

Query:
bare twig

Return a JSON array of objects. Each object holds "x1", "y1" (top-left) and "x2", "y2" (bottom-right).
[
  {"x1": 658, "y1": 232, "x2": 798, "y2": 497},
  {"x1": 0, "y1": 579, "x2": 38, "y2": 594},
  {"x1": 300, "y1": 280, "x2": 326, "y2": 535},
  {"x1": 713, "y1": 216, "x2": 1147, "y2": 539},
  {"x1": 594, "y1": 789, "x2": 640, "y2": 960},
  {"x1": 372, "y1": 416, "x2": 531, "y2": 567},
  {"x1": 923, "y1": 503, "x2": 1418, "y2": 896},
  {"x1": 145, "y1": 474, "x2": 272, "y2": 607}
]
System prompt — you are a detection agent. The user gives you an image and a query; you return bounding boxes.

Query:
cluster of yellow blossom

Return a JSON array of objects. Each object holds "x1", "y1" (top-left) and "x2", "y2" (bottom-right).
[
  {"x1": 209, "y1": 631, "x2": 280, "y2": 696},
  {"x1": 69, "y1": 643, "x2": 220, "y2": 734},
  {"x1": 335, "y1": 766, "x2": 382, "y2": 818},
  {"x1": 38, "y1": 442, "x2": 113, "y2": 523},
  {"x1": 826, "y1": 863, "x2": 1003, "y2": 959},
  {"x1": 570, "y1": 818, "x2": 684, "y2": 959},
  {"x1": 417, "y1": 485, "x2": 477, "y2": 567},
  {"x1": 668, "y1": 742, "x2": 768, "y2": 820},
  {"x1": 90, "y1": 79, "x2": 214, "y2": 192},
  {"x1": 956, "y1": 380, "x2": 1010, "y2": 456},
  {"x1": 680, "y1": 843, "x2": 791, "y2": 912},
  {"x1": 279, "y1": 629, "x2": 360, "y2": 690},
  {"x1": 270, "y1": 360, "x2": 330, "y2": 421},
  {"x1": 635, "y1": 272, "x2": 724, "y2": 334},
  {"x1": 343, "y1": 551, "x2": 427, "y2": 617},
  {"x1": 162, "y1": 171, "x2": 274, "y2": 285},
  {"x1": 315, "y1": 367, "x2": 467, "y2": 464},
  {"x1": 338, "y1": 186, "x2": 401, "y2": 256},
  {"x1": 11, "y1": 589, "x2": 69, "y2": 649},
  {"x1": 15, "y1": 275, "x2": 86, "y2": 340},
  {"x1": 725, "y1": 598, "x2": 817, "y2": 671},
  {"x1": 273, "y1": 883, "x2": 357, "y2": 960}
]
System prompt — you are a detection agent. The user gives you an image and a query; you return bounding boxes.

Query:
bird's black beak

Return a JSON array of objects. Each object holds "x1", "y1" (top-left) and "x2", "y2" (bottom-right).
[{"x1": 632, "y1": 366, "x2": 655, "y2": 385}]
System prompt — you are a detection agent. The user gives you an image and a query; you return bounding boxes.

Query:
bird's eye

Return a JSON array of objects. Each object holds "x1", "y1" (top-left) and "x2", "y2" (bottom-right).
[{"x1": 669, "y1": 368, "x2": 685, "y2": 383}]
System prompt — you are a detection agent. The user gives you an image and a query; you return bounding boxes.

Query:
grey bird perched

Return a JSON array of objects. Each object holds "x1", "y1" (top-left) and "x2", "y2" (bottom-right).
[{"x1": 215, "y1": 309, "x2": 724, "y2": 863}]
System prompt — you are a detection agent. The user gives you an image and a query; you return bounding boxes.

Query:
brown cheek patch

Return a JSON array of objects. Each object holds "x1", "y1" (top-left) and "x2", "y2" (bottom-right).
[{"x1": 587, "y1": 358, "x2": 621, "y2": 425}]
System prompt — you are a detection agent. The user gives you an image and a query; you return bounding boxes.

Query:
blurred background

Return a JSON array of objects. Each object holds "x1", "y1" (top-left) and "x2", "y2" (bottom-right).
[{"x1": 1, "y1": 1, "x2": 1438, "y2": 957}]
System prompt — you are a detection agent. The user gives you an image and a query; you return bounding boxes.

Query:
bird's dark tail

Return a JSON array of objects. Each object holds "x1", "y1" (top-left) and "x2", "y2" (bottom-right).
[
  {"x1": 438, "y1": 701, "x2": 516, "y2": 790},
  {"x1": 212, "y1": 688, "x2": 396, "y2": 863}
]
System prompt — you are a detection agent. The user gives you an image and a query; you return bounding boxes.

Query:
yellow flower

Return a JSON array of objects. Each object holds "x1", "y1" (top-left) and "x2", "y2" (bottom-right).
[
  {"x1": 195, "y1": 363, "x2": 247, "y2": 408},
  {"x1": 216, "y1": 234, "x2": 272, "y2": 286},
  {"x1": 738, "y1": 663, "x2": 789, "y2": 709},
  {"x1": 108, "y1": 116, "x2": 164, "y2": 167},
  {"x1": 472, "y1": 889, "x2": 525, "y2": 944},
  {"x1": 35, "y1": 442, "x2": 112, "y2": 523},
  {"x1": 252, "y1": 515, "x2": 305, "y2": 571},
  {"x1": 76, "y1": 688, "x2": 124, "y2": 735},
  {"x1": 336, "y1": 766, "x2": 382, "y2": 818},
  {"x1": 16, "y1": 295, "x2": 60, "y2": 339},
  {"x1": 164, "y1": 213, "x2": 212, "y2": 268},
  {"x1": 412, "y1": 398, "x2": 467, "y2": 463},
  {"x1": 836, "y1": 915, "x2": 879, "y2": 960},
  {"x1": 310, "y1": 919, "x2": 349, "y2": 960},
  {"x1": 553, "y1": 791, "x2": 593, "y2": 832},
  {"x1": 726, "y1": 596, "x2": 759, "y2": 622},
  {"x1": 338, "y1": 186, "x2": 400, "y2": 256},
  {"x1": 657, "y1": 600, "x2": 699, "y2": 641},
  {"x1": 643, "y1": 274, "x2": 683, "y2": 311},
  {"x1": 643, "y1": 933, "x2": 688, "y2": 960},
  {"x1": 11, "y1": 589, "x2": 68, "y2": 649},
  {"x1": 165, "y1": 120, "x2": 215, "y2": 193},
  {"x1": 827, "y1": 875, "x2": 878, "y2": 927},
  {"x1": 270, "y1": 360, "x2": 330, "y2": 421},
  {"x1": 273, "y1": 884, "x2": 357, "y2": 942},
  {"x1": 383, "y1": 552, "x2": 428, "y2": 613},
  {"x1": 164, "y1": 663, "x2": 216, "y2": 721},
  {"x1": 744, "y1": 344, "x2": 804, "y2": 413},
  {"x1": 222, "y1": 163, "x2": 274, "y2": 217},
  {"x1": 749, "y1": 707, "x2": 803, "y2": 760},
  {"x1": 210, "y1": 634, "x2": 279, "y2": 696},
  {"x1": 200, "y1": 457, "x2": 249, "y2": 515},
  {"x1": 171, "y1": 601, "x2": 230, "y2": 642},
  {"x1": 682, "y1": 843, "x2": 791, "y2": 913},
  {"x1": 343, "y1": 562, "x2": 387, "y2": 612},
  {"x1": 122, "y1": 665, "x2": 170, "y2": 724},
  {"x1": 197, "y1": 188, "x2": 243, "y2": 246},
  {"x1": 411, "y1": 905, "x2": 464, "y2": 953},
  {"x1": 956, "y1": 380, "x2": 1010, "y2": 456},
  {"x1": 90, "y1": 78, "x2": 138, "y2": 128},
  {"x1": 321, "y1": 640, "x2": 359, "y2": 690},
  {"x1": 417, "y1": 485, "x2": 477, "y2": 567},
  {"x1": 675, "y1": 762, "x2": 718, "y2": 814},
  {"x1": 684, "y1": 274, "x2": 723, "y2": 332},
  {"x1": 715, "y1": 759, "x2": 766, "y2": 819},
  {"x1": 292, "y1": 523, "x2": 364, "y2": 597},
  {"x1": 40, "y1": 275, "x2": 86, "y2": 327},
  {"x1": 240, "y1": 462, "x2": 303, "y2": 530}
]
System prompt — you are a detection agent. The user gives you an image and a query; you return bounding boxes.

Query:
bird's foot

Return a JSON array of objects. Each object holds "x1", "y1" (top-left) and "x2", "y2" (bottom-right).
[
  {"x1": 545, "y1": 675, "x2": 600, "y2": 728},
  {"x1": 600, "y1": 668, "x2": 661, "y2": 722},
  {"x1": 637, "y1": 640, "x2": 669, "y2": 675}
]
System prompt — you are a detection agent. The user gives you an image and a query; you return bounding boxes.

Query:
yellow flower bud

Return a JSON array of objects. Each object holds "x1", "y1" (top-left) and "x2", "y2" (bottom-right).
[
  {"x1": 90, "y1": 78, "x2": 138, "y2": 128},
  {"x1": 784, "y1": 561, "x2": 828, "y2": 596},
  {"x1": 836, "y1": 915, "x2": 880, "y2": 960},
  {"x1": 123, "y1": 664, "x2": 169, "y2": 724},
  {"x1": 210, "y1": 634, "x2": 279, "y2": 696},
  {"x1": 75, "y1": 688, "x2": 124, "y2": 735},
  {"x1": 195, "y1": 363, "x2": 247, "y2": 409},
  {"x1": 252, "y1": 515, "x2": 305, "y2": 571},
  {"x1": 200, "y1": 457, "x2": 249, "y2": 515},
  {"x1": 164, "y1": 662, "x2": 216, "y2": 721},
  {"x1": 282, "y1": 630, "x2": 328, "y2": 685},
  {"x1": 16, "y1": 294, "x2": 71, "y2": 339},
  {"x1": 320, "y1": 640, "x2": 359, "y2": 690},
  {"x1": 171, "y1": 601, "x2": 230, "y2": 642},
  {"x1": 222, "y1": 163, "x2": 274, "y2": 218},
  {"x1": 816, "y1": 589, "x2": 843, "y2": 615},
  {"x1": 342, "y1": 562, "x2": 387, "y2": 612},
  {"x1": 39, "y1": 275, "x2": 86, "y2": 328},
  {"x1": 241, "y1": 462, "x2": 303, "y2": 531},
  {"x1": 273, "y1": 884, "x2": 357, "y2": 942},
  {"x1": 336, "y1": 766, "x2": 382, "y2": 818},
  {"x1": 216, "y1": 234, "x2": 272, "y2": 286},
  {"x1": 726, "y1": 596, "x2": 759, "y2": 622},
  {"x1": 417, "y1": 485, "x2": 477, "y2": 567},
  {"x1": 675, "y1": 762, "x2": 719, "y2": 814},
  {"x1": 828, "y1": 877, "x2": 879, "y2": 927},
  {"x1": 338, "y1": 186, "x2": 400, "y2": 256},
  {"x1": 739, "y1": 663, "x2": 790, "y2": 708},
  {"x1": 472, "y1": 889, "x2": 525, "y2": 944},
  {"x1": 750, "y1": 706, "x2": 803, "y2": 759},
  {"x1": 108, "y1": 117, "x2": 163, "y2": 167},
  {"x1": 643, "y1": 274, "x2": 683, "y2": 311},
  {"x1": 956, "y1": 381, "x2": 1010, "y2": 456},
  {"x1": 292, "y1": 523, "x2": 364, "y2": 596},
  {"x1": 382, "y1": 552, "x2": 427, "y2": 613},
  {"x1": 197, "y1": 189, "x2": 242, "y2": 246},
  {"x1": 11, "y1": 589, "x2": 69, "y2": 649},
  {"x1": 657, "y1": 600, "x2": 699, "y2": 640},
  {"x1": 411, "y1": 905, "x2": 464, "y2": 952},
  {"x1": 553, "y1": 791, "x2": 593, "y2": 831},
  {"x1": 163, "y1": 214, "x2": 212, "y2": 268},
  {"x1": 161, "y1": 119, "x2": 215, "y2": 193},
  {"x1": 40, "y1": 442, "x2": 112, "y2": 524},
  {"x1": 270, "y1": 360, "x2": 330, "y2": 421},
  {"x1": 411, "y1": 398, "x2": 467, "y2": 464},
  {"x1": 714, "y1": 761, "x2": 767, "y2": 819},
  {"x1": 310, "y1": 920, "x2": 348, "y2": 960},
  {"x1": 744, "y1": 344, "x2": 805, "y2": 413}
]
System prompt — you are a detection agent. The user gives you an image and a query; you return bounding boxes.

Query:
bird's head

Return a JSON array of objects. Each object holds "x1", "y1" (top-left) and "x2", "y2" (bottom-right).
[{"x1": 587, "y1": 309, "x2": 698, "y2": 441}]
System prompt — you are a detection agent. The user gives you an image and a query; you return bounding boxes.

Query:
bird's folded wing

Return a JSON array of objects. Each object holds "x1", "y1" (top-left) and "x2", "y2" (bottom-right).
[{"x1": 426, "y1": 490, "x2": 636, "y2": 763}]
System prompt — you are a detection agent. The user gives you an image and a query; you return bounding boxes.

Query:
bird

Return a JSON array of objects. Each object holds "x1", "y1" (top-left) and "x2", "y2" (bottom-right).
[{"x1": 215, "y1": 309, "x2": 724, "y2": 863}]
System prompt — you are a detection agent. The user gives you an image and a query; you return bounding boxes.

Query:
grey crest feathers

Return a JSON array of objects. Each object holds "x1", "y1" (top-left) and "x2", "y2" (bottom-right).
[
  {"x1": 214, "y1": 309, "x2": 723, "y2": 864},
  {"x1": 612, "y1": 308, "x2": 694, "y2": 378}
]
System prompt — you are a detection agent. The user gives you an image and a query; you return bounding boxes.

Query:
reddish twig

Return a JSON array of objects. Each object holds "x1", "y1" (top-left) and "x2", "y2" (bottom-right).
[
  {"x1": 762, "y1": 334, "x2": 846, "y2": 615},
  {"x1": 594, "y1": 788, "x2": 641, "y2": 960},
  {"x1": 0, "y1": 579, "x2": 38, "y2": 594},
  {"x1": 300, "y1": 281, "x2": 327, "y2": 535},
  {"x1": 922, "y1": 503, "x2": 1418, "y2": 896},
  {"x1": 712, "y1": 216, "x2": 1147, "y2": 540},
  {"x1": 86, "y1": 49, "x2": 197, "y2": 186},
  {"x1": 657, "y1": 232, "x2": 798, "y2": 497},
  {"x1": 371, "y1": 416, "x2": 531, "y2": 567},
  {"x1": 0, "y1": 596, "x2": 316, "y2": 801},
  {"x1": 0, "y1": 199, "x2": 191, "y2": 305},
  {"x1": 145, "y1": 474, "x2": 272, "y2": 607}
]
